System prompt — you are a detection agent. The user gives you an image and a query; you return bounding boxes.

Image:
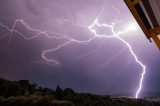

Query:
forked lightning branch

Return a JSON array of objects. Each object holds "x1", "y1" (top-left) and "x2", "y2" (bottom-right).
[{"x1": 0, "y1": 9, "x2": 146, "y2": 98}]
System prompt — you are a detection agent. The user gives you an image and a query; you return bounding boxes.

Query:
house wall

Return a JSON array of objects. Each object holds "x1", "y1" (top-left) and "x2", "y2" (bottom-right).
[{"x1": 149, "y1": 0, "x2": 160, "y2": 26}]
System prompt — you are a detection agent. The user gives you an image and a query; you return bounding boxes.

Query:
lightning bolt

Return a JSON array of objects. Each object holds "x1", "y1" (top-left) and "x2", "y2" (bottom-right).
[
  {"x1": 88, "y1": 18, "x2": 146, "y2": 98},
  {"x1": 0, "y1": 7, "x2": 146, "y2": 98},
  {"x1": 0, "y1": 19, "x2": 95, "y2": 66}
]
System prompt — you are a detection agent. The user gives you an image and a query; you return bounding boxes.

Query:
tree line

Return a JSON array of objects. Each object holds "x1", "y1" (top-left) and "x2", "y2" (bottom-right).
[{"x1": 0, "y1": 78, "x2": 160, "y2": 106}]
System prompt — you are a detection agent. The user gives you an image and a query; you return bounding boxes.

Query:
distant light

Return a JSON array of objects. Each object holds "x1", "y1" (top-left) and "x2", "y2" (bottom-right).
[{"x1": 128, "y1": 23, "x2": 138, "y2": 31}]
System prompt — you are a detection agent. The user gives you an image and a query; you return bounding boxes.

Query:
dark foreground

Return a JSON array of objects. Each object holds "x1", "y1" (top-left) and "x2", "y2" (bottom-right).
[
  {"x1": 1, "y1": 95, "x2": 160, "y2": 106},
  {"x1": 0, "y1": 78, "x2": 160, "y2": 106}
]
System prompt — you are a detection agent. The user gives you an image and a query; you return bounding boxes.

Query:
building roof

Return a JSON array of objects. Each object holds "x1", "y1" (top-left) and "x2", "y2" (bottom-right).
[{"x1": 124, "y1": 0, "x2": 160, "y2": 49}]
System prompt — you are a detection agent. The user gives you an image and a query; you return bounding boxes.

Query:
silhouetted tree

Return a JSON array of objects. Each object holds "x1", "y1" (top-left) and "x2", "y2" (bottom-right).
[
  {"x1": 42, "y1": 88, "x2": 55, "y2": 96},
  {"x1": 18, "y1": 80, "x2": 30, "y2": 88},
  {"x1": 37, "y1": 87, "x2": 43, "y2": 92},
  {"x1": 0, "y1": 78, "x2": 9, "y2": 97},
  {"x1": 7, "y1": 81, "x2": 21, "y2": 96},
  {"x1": 55, "y1": 85, "x2": 64, "y2": 100},
  {"x1": 29, "y1": 83, "x2": 37, "y2": 94},
  {"x1": 18, "y1": 80, "x2": 31, "y2": 95},
  {"x1": 64, "y1": 88, "x2": 74, "y2": 95}
]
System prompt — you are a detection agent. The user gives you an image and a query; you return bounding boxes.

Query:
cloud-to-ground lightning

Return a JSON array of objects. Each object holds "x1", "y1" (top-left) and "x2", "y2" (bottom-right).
[
  {"x1": 0, "y1": 6, "x2": 146, "y2": 98},
  {"x1": 88, "y1": 18, "x2": 146, "y2": 98}
]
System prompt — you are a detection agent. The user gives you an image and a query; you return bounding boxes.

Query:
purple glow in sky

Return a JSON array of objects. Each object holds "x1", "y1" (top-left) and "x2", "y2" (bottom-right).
[{"x1": 0, "y1": 0, "x2": 160, "y2": 98}]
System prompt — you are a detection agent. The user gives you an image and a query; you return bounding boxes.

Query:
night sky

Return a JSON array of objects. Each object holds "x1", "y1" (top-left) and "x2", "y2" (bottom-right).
[{"x1": 0, "y1": 0, "x2": 160, "y2": 97}]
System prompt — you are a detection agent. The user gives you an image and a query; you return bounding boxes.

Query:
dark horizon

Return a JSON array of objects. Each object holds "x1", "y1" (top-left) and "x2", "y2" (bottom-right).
[{"x1": 2, "y1": 77, "x2": 160, "y2": 98}]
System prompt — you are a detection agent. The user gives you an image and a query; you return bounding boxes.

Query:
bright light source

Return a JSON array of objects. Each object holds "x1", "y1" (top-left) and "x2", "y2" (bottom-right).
[{"x1": 128, "y1": 23, "x2": 138, "y2": 31}]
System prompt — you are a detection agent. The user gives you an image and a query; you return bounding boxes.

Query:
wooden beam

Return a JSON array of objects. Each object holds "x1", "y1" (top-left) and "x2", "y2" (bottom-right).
[
  {"x1": 124, "y1": 0, "x2": 160, "y2": 50},
  {"x1": 151, "y1": 33, "x2": 160, "y2": 49},
  {"x1": 149, "y1": 27, "x2": 160, "y2": 35},
  {"x1": 141, "y1": 0, "x2": 159, "y2": 27},
  {"x1": 132, "y1": 0, "x2": 141, "y2": 6},
  {"x1": 124, "y1": 0, "x2": 151, "y2": 39}
]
